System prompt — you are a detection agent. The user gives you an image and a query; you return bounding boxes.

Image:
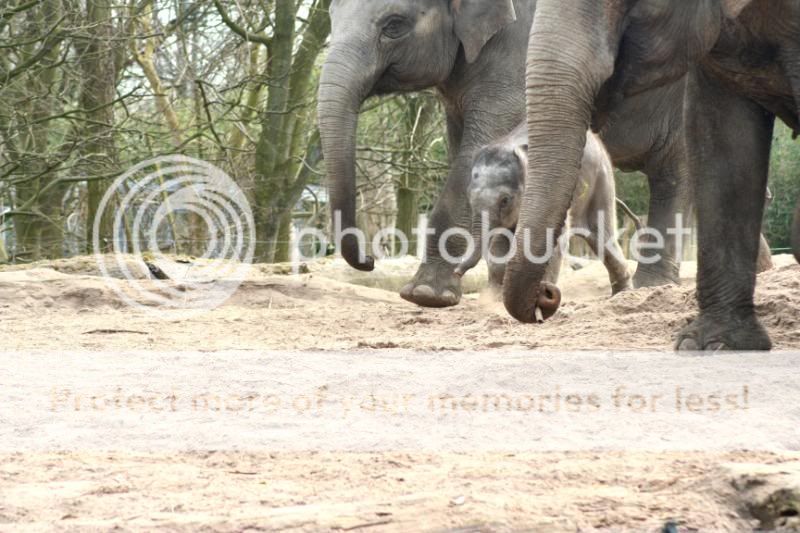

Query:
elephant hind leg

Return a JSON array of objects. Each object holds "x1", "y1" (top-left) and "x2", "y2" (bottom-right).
[
  {"x1": 633, "y1": 159, "x2": 688, "y2": 288},
  {"x1": 580, "y1": 226, "x2": 633, "y2": 295},
  {"x1": 575, "y1": 190, "x2": 633, "y2": 296}
]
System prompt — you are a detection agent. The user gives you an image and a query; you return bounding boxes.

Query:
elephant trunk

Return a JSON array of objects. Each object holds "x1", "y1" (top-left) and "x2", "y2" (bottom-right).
[
  {"x1": 793, "y1": 198, "x2": 800, "y2": 264},
  {"x1": 503, "y1": 1, "x2": 616, "y2": 323},
  {"x1": 454, "y1": 212, "x2": 485, "y2": 277},
  {"x1": 317, "y1": 46, "x2": 376, "y2": 271}
]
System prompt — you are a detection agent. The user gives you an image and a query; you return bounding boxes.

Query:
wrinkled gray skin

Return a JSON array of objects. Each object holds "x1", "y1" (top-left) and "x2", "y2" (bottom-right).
[
  {"x1": 318, "y1": 0, "x2": 700, "y2": 309},
  {"x1": 456, "y1": 121, "x2": 632, "y2": 306},
  {"x1": 603, "y1": 79, "x2": 773, "y2": 281},
  {"x1": 600, "y1": 79, "x2": 691, "y2": 287},
  {"x1": 505, "y1": 0, "x2": 800, "y2": 351}
]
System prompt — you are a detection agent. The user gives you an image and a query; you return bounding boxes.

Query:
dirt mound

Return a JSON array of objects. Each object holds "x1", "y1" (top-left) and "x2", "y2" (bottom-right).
[
  {"x1": 2, "y1": 255, "x2": 797, "y2": 352},
  {"x1": 0, "y1": 269, "x2": 129, "y2": 312}
]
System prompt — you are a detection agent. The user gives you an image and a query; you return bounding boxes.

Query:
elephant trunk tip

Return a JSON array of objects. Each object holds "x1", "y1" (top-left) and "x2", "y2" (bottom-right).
[
  {"x1": 341, "y1": 235, "x2": 375, "y2": 272},
  {"x1": 347, "y1": 255, "x2": 376, "y2": 272},
  {"x1": 536, "y1": 282, "x2": 562, "y2": 321},
  {"x1": 505, "y1": 281, "x2": 562, "y2": 324}
]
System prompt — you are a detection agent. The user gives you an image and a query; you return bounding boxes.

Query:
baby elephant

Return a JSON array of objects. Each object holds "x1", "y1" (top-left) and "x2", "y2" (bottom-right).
[{"x1": 456, "y1": 121, "x2": 632, "y2": 318}]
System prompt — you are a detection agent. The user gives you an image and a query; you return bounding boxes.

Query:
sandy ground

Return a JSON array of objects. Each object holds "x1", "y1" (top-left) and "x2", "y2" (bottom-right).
[
  {"x1": 1, "y1": 254, "x2": 800, "y2": 531},
  {"x1": 1, "y1": 254, "x2": 798, "y2": 352}
]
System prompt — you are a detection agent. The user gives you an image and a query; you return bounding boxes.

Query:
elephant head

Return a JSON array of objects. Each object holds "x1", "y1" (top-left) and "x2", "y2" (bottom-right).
[
  {"x1": 503, "y1": 0, "x2": 754, "y2": 323},
  {"x1": 455, "y1": 142, "x2": 526, "y2": 276},
  {"x1": 317, "y1": 0, "x2": 516, "y2": 271}
]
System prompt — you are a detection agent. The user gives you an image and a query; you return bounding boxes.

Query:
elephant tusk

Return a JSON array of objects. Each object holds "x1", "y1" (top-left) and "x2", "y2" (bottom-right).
[{"x1": 534, "y1": 306, "x2": 545, "y2": 324}]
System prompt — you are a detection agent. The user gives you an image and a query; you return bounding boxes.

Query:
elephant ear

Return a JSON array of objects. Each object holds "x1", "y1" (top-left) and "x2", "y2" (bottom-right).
[{"x1": 452, "y1": 0, "x2": 517, "y2": 64}]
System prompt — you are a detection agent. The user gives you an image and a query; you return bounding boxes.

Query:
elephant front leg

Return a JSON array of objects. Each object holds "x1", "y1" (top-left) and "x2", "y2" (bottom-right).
[
  {"x1": 487, "y1": 232, "x2": 512, "y2": 290},
  {"x1": 400, "y1": 150, "x2": 473, "y2": 308},
  {"x1": 676, "y1": 72, "x2": 774, "y2": 352}
]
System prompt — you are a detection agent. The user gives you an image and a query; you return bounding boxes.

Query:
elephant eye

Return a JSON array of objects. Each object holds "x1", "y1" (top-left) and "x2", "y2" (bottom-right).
[{"x1": 381, "y1": 16, "x2": 411, "y2": 39}]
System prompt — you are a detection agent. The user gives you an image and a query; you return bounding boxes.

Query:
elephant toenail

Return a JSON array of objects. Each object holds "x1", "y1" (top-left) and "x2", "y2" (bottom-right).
[
  {"x1": 412, "y1": 285, "x2": 437, "y2": 300},
  {"x1": 441, "y1": 290, "x2": 458, "y2": 304},
  {"x1": 400, "y1": 283, "x2": 414, "y2": 299}
]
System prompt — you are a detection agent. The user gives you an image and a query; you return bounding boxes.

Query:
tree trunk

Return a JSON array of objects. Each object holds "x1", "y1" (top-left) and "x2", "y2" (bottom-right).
[
  {"x1": 132, "y1": 9, "x2": 183, "y2": 148},
  {"x1": 248, "y1": 1, "x2": 333, "y2": 264},
  {"x1": 81, "y1": 0, "x2": 118, "y2": 254},
  {"x1": 274, "y1": 210, "x2": 293, "y2": 263},
  {"x1": 13, "y1": 0, "x2": 65, "y2": 261},
  {"x1": 395, "y1": 186, "x2": 417, "y2": 256}
]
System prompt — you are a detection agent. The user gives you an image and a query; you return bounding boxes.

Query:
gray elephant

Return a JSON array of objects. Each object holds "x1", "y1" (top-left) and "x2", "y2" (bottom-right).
[
  {"x1": 317, "y1": 0, "x2": 693, "y2": 308},
  {"x1": 318, "y1": 0, "x2": 534, "y2": 308},
  {"x1": 504, "y1": 0, "x2": 800, "y2": 351},
  {"x1": 454, "y1": 121, "x2": 631, "y2": 318}
]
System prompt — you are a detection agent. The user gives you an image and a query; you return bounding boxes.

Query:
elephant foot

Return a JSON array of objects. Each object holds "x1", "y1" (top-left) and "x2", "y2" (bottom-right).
[
  {"x1": 610, "y1": 275, "x2": 634, "y2": 296},
  {"x1": 400, "y1": 262, "x2": 462, "y2": 308},
  {"x1": 675, "y1": 311, "x2": 772, "y2": 352},
  {"x1": 633, "y1": 262, "x2": 680, "y2": 289}
]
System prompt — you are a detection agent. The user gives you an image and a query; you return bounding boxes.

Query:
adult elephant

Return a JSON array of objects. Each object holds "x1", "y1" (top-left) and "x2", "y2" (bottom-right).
[
  {"x1": 317, "y1": 0, "x2": 696, "y2": 304},
  {"x1": 318, "y1": 0, "x2": 534, "y2": 307},
  {"x1": 504, "y1": 0, "x2": 800, "y2": 350}
]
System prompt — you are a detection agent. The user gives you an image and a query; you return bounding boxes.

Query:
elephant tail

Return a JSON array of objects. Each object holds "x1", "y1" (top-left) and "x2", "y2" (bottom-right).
[{"x1": 615, "y1": 198, "x2": 644, "y2": 232}]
